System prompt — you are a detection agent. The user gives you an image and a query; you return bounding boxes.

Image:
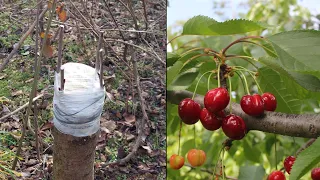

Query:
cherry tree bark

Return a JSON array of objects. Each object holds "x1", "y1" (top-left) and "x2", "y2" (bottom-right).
[
  {"x1": 53, "y1": 128, "x2": 99, "y2": 180},
  {"x1": 167, "y1": 90, "x2": 320, "y2": 138}
]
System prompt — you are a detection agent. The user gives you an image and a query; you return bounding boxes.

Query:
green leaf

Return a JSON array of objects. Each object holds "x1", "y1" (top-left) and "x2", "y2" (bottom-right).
[
  {"x1": 258, "y1": 67, "x2": 302, "y2": 114},
  {"x1": 259, "y1": 56, "x2": 320, "y2": 92},
  {"x1": 267, "y1": 30, "x2": 320, "y2": 73},
  {"x1": 167, "y1": 61, "x2": 183, "y2": 85},
  {"x1": 242, "y1": 138, "x2": 261, "y2": 163},
  {"x1": 167, "y1": 52, "x2": 181, "y2": 67},
  {"x1": 290, "y1": 138, "x2": 320, "y2": 180},
  {"x1": 182, "y1": 15, "x2": 269, "y2": 36},
  {"x1": 168, "y1": 68, "x2": 200, "y2": 91},
  {"x1": 238, "y1": 165, "x2": 265, "y2": 180},
  {"x1": 181, "y1": 139, "x2": 194, "y2": 158}
]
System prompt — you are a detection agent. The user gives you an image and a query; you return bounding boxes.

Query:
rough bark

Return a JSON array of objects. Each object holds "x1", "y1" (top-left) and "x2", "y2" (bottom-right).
[
  {"x1": 167, "y1": 90, "x2": 320, "y2": 138},
  {"x1": 53, "y1": 127, "x2": 98, "y2": 180}
]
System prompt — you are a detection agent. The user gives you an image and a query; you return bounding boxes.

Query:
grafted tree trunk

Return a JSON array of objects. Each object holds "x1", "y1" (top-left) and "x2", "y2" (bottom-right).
[{"x1": 53, "y1": 127, "x2": 99, "y2": 180}]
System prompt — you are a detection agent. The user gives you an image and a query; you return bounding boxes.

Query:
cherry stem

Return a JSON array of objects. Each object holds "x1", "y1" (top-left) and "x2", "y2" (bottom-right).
[
  {"x1": 233, "y1": 66, "x2": 256, "y2": 74},
  {"x1": 178, "y1": 121, "x2": 182, "y2": 155},
  {"x1": 181, "y1": 47, "x2": 206, "y2": 56},
  {"x1": 238, "y1": 40, "x2": 277, "y2": 57},
  {"x1": 167, "y1": 34, "x2": 183, "y2": 45},
  {"x1": 225, "y1": 55, "x2": 259, "y2": 70},
  {"x1": 183, "y1": 54, "x2": 214, "y2": 67},
  {"x1": 213, "y1": 148, "x2": 223, "y2": 178},
  {"x1": 248, "y1": 72, "x2": 263, "y2": 94},
  {"x1": 233, "y1": 67, "x2": 263, "y2": 94},
  {"x1": 222, "y1": 35, "x2": 264, "y2": 55},
  {"x1": 228, "y1": 76, "x2": 232, "y2": 114},
  {"x1": 192, "y1": 71, "x2": 213, "y2": 99},
  {"x1": 234, "y1": 71, "x2": 246, "y2": 94},
  {"x1": 293, "y1": 137, "x2": 297, "y2": 157},
  {"x1": 217, "y1": 63, "x2": 221, "y2": 87},
  {"x1": 238, "y1": 71, "x2": 250, "y2": 95},
  {"x1": 222, "y1": 149, "x2": 225, "y2": 180},
  {"x1": 275, "y1": 134, "x2": 278, "y2": 170},
  {"x1": 194, "y1": 125, "x2": 196, "y2": 148},
  {"x1": 207, "y1": 72, "x2": 215, "y2": 91}
]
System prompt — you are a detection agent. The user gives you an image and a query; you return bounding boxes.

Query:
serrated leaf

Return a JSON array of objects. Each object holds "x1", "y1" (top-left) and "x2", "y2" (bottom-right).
[
  {"x1": 167, "y1": 52, "x2": 181, "y2": 67},
  {"x1": 290, "y1": 138, "x2": 320, "y2": 180},
  {"x1": 259, "y1": 56, "x2": 320, "y2": 92},
  {"x1": 238, "y1": 165, "x2": 265, "y2": 180},
  {"x1": 167, "y1": 61, "x2": 183, "y2": 85},
  {"x1": 168, "y1": 68, "x2": 200, "y2": 91},
  {"x1": 258, "y1": 67, "x2": 302, "y2": 114},
  {"x1": 182, "y1": 15, "x2": 269, "y2": 36},
  {"x1": 267, "y1": 30, "x2": 320, "y2": 74}
]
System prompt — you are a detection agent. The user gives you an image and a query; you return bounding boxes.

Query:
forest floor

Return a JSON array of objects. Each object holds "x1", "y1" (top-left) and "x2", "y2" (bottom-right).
[{"x1": 0, "y1": 1, "x2": 166, "y2": 180}]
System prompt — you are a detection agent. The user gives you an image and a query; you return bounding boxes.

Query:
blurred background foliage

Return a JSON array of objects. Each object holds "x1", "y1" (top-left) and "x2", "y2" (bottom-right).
[{"x1": 167, "y1": 0, "x2": 320, "y2": 179}]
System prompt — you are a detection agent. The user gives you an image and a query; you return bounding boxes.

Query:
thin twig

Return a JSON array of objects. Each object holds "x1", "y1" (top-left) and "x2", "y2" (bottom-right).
[
  {"x1": 12, "y1": 1, "x2": 57, "y2": 170},
  {"x1": 99, "y1": 49, "x2": 104, "y2": 88},
  {"x1": 142, "y1": 0, "x2": 148, "y2": 30},
  {"x1": 296, "y1": 138, "x2": 316, "y2": 156},
  {"x1": 103, "y1": 49, "x2": 148, "y2": 166},
  {"x1": 0, "y1": 94, "x2": 44, "y2": 122},
  {"x1": 96, "y1": 31, "x2": 103, "y2": 71},
  {"x1": 57, "y1": 25, "x2": 64, "y2": 73},
  {"x1": 103, "y1": 0, "x2": 126, "y2": 40},
  {"x1": 33, "y1": 101, "x2": 41, "y2": 161}
]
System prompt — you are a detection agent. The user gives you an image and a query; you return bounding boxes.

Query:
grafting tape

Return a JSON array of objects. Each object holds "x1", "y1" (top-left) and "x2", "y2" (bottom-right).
[{"x1": 53, "y1": 62, "x2": 105, "y2": 137}]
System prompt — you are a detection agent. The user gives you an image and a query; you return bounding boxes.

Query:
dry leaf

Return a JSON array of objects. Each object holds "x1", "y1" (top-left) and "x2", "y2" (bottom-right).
[
  {"x1": 43, "y1": 44, "x2": 54, "y2": 58},
  {"x1": 124, "y1": 114, "x2": 135, "y2": 124},
  {"x1": 11, "y1": 90, "x2": 23, "y2": 97},
  {"x1": 56, "y1": 3, "x2": 67, "y2": 22}
]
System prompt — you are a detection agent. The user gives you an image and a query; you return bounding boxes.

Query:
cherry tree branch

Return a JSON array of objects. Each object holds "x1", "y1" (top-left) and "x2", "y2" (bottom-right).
[{"x1": 167, "y1": 90, "x2": 320, "y2": 138}]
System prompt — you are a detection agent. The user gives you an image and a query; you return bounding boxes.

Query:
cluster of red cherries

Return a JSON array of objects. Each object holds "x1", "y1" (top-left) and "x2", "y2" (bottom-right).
[
  {"x1": 169, "y1": 87, "x2": 277, "y2": 170},
  {"x1": 178, "y1": 87, "x2": 277, "y2": 140},
  {"x1": 268, "y1": 156, "x2": 320, "y2": 180}
]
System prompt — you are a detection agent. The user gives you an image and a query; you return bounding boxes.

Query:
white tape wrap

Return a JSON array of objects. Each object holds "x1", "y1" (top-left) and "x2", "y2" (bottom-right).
[{"x1": 53, "y1": 62, "x2": 105, "y2": 137}]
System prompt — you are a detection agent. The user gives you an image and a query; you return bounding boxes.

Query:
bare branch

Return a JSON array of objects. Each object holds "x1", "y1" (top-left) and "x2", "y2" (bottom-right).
[{"x1": 167, "y1": 90, "x2": 320, "y2": 138}]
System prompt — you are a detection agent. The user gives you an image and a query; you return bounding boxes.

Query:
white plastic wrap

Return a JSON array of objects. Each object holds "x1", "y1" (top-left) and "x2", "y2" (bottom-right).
[{"x1": 53, "y1": 62, "x2": 105, "y2": 137}]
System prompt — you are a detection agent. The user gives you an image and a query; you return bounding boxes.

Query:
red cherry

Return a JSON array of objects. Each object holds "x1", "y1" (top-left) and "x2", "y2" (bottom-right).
[
  {"x1": 312, "y1": 168, "x2": 320, "y2": 180},
  {"x1": 240, "y1": 94, "x2": 264, "y2": 116},
  {"x1": 204, "y1": 87, "x2": 230, "y2": 113},
  {"x1": 284, "y1": 156, "x2": 295, "y2": 174},
  {"x1": 169, "y1": 154, "x2": 185, "y2": 170},
  {"x1": 262, "y1": 92, "x2": 277, "y2": 111},
  {"x1": 199, "y1": 108, "x2": 221, "y2": 131},
  {"x1": 222, "y1": 114, "x2": 246, "y2": 140},
  {"x1": 268, "y1": 170, "x2": 286, "y2": 180},
  {"x1": 178, "y1": 98, "x2": 201, "y2": 125}
]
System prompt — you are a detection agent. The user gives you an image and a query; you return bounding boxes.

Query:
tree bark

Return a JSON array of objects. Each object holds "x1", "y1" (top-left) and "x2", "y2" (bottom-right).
[
  {"x1": 167, "y1": 90, "x2": 320, "y2": 138},
  {"x1": 53, "y1": 127, "x2": 98, "y2": 180}
]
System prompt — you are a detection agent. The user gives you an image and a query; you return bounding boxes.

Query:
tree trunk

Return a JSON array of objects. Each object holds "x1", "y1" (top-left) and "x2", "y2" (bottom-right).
[{"x1": 53, "y1": 127, "x2": 99, "y2": 180}]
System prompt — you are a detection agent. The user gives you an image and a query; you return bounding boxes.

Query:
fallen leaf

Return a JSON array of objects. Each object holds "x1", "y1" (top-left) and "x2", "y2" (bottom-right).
[
  {"x1": 43, "y1": 44, "x2": 54, "y2": 58},
  {"x1": 11, "y1": 90, "x2": 23, "y2": 97},
  {"x1": 101, "y1": 120, "x2": 117, "y2": 132},
  {"x1": 124, "y1": 114, "x2": 135, "y2": 124},
  {"x1": 40, "y1": 121, "x2": 54, "y2": 131},
  {"x1": 0, "y1": 75, "x2": 7, "y2": 79}
]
